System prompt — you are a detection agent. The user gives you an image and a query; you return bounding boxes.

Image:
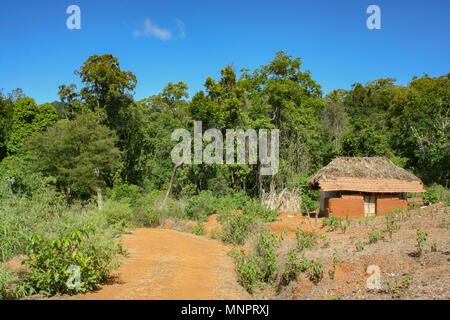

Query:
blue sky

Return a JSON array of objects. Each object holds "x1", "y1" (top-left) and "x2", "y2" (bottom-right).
[{"x1": 0, "y1": 0, "x2": 449, "y2": 104}]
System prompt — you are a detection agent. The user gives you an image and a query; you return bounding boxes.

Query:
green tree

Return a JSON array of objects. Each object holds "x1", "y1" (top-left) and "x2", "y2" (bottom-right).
[
  {"x1": 7, "y1": 97, "x2": 58, "y2": 155},
  {"x1": 23, "y1": 112, "x2": 122, "y2": 205}
]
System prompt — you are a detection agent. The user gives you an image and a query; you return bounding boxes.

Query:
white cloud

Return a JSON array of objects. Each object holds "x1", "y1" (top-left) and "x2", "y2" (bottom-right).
[
  {"x1": 175, "y1": 18, "x2": 186, "y2": 39},
  {"x1": 133, "y1": 19, "x2": 172, "y2": 41}
]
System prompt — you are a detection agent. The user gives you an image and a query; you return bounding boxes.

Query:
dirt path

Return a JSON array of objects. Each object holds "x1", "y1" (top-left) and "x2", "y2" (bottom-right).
[{"x1": 70, "y1": 228, "x2": 250, "y2": 300}]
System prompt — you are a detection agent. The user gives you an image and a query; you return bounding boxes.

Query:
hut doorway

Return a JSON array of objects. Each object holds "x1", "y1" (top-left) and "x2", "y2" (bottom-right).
[{"x1": 364, "y1": 194, "x2": 376, "y2": 217}]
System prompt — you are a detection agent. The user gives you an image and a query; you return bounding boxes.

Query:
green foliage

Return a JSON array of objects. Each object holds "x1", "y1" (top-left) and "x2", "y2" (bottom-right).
[
  {"x1": 24, "y1": 112, "x2": 122, "y2": 203},
  {"x1": 423, "y1": 184, "x2": 449, "y2": 205},
  {"x1": 281, "y1": 250, "x2": 309, "y2": 285},
  {"x1": 329, "y1": 253, "x2": 340, "y2": 280},
  {"x1": 191, "y1": 223, "x2": 205, "y2": 236},
  {"x1": 231, "y1": 230, "x2": 279, "y2": 293},
  {"x1": 100, "y1": 200, "x2": 133, "y2": 228},
  {"x1": 308, "y1": 258, "x2": 324, "y2": 285},
  {"x1": 295, "y1": 228, "x2": 318, "y2": 251},
  {"x1": 385, "y1": 213, "x2": 401, "y2": 237},
  {"x1": 368, "y1": 229, "x2": 386, "y2": 244},
  {"x1": 255, "y1": 230, "x2": 279, "y2": 283},
  {"x1": 185, "y1": 191, "x2": 220, "y2": 221},
  {"x1": 20, "y1": 229, "x2": 121, "y2": 296},
  {"x1": 385, "y1": 274, "x2": 411, "y2": 299},
  {"x1": 231, "y1": 249, "x2": 264, "y2": 294},
  {"x1": 322, "y1": 216, "x2": 343, "y2": 231},
  {"x1": 416, "y1": 229, "x2": 428, "y2": 257},
  {"x1": 288, "y1": 173, "x2": 320, "y2": 212},
  {"x1": 355, "y1": 240, "x2": 365, "y2": 252},
  {"x1": 0, "y1": 266, "x2": 13, "y2": 299},
  {"x1": 7, "y1": 97, "x2": 58, "y2": 155},
  {"x1": 219, "y1": 212, "x2": 258, "y2": 245}
]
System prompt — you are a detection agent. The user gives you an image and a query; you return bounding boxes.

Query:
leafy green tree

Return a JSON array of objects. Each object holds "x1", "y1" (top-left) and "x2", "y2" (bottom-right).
[
  {"x1": 7, "y1": 97, "x2": 58, "y2": 155},
  {"x1": 23, "y1": 112, "x2": 122, "y2": 204},
  {"x1": 388, "y1": 74, "x2": 449, "y2": 185},
  {"x1": 0, "y1": 92, "x2": 15, "y2": 161}
]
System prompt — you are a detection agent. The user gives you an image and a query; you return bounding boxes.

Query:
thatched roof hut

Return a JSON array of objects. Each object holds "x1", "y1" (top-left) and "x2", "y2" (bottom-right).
[{"x1": 308, "y1": 157, "x2": 425, "y2": 193}]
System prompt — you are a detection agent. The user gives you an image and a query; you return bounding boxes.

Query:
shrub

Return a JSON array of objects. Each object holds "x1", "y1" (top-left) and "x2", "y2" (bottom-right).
[
  {"x1": 255, "y1": 230, "x2": 279, "y2": 283},
  {"x1": 368, "y1": 229, "x2": 385, "y2": 244},
  {"x1": 101, "y1": 200, "x2": 133, "y2": 228},
  {"x1": 439, "y1": 217, "x2": 449, "y2": 229},
  {"x1": 308, "y1": 258, "x2": 324, "y2": 285},
  {"x1": 20, "y1": 229, "x2": 122, "y2": 296},
  {"x1": 416, "y1": 229, "x2": 428, "y2": 257},
  {"x1": 329, "y1": 253, "x2": 340, "y2": 280},
  {"x1": 185, "y1": 191, "x2": 219, "y2": 221},
  {"x1": 295, "y1": 228, "x2": 318, "y2": 251},
  {"x1": 231, "y1": 230, "x2": 280, "y2": 293},
  {"x1": 0, "y1": 266, "x2": 13, "y2": 299},
  {"x1": 219, "y1": 212, "x2": 258, "y2": 245},
  {"x1": 232, "y1": 251, "x2": 263, "y2": 294},
  {"x1": 423, "y1": 184, "x2": 449, "y2": 206},
  {"x1": 355, "y1": 240, "x2": 365, "y2": 252},
  {"x1": 191, "y1": 223, "x2": 205, "y2": 236},
  {"x1": 322, "y1": 216, "x2": 343, "y2": 231},
  {"x1": 385, "y1": 213, "x2": 401, "y2": 237}
]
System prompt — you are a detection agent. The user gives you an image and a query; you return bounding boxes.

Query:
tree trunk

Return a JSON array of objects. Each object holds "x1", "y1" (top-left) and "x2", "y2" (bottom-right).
[
  {"x1": 161, "y1": 138, "x2": 192, "y2": 209},
  {"x1": 94, "y1": 168, "x2": 103, "y2": 210}
]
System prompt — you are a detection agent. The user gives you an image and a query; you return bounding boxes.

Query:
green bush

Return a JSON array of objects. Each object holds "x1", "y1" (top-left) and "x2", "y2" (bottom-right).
[
  {"x1": 219, "y1": 212, "x2": 258, "y2": 245},
  {"x1": 308, "y1": 258, "x2": 324, "y2": 285},
  {"x1": 322, "y1": 216, "x2": 343, "y2": 231},
  {"x1": 185, "y1": 191, "x2": 219, "y2": 221},
  {"x1": 281, "y1": 250, "x2": 309, "y2": 285},
  {"x1": 255, "y1": 230, "x2": 279, "y2": 283},
  {"x1": 101, "y1": 199, "x2": 133, "y2": 228},
  {"x1": 0, "y1": 266, "x2": 13, "y2": 299},
  {"x1": 191, "y1": 223, "x2": 205, "y2": 236},
  {"x1": 295, "y1": 228, "x2": 318, "y2": 251},
  {"x1": 20, "y1": 229, "x2": 122, "y2": 296},
  {"x1": 423, "y1": 184, "x2": 450, "y2": 205},
  {"x1": 231, "y1": 249, "x2": 263, "y2": 294},
  {"x1": 231, "y1": 230, "x2": 280, "y2": 293},
  {"x1": 369, "y1": 229, "x2": 385, "y2": 244}
]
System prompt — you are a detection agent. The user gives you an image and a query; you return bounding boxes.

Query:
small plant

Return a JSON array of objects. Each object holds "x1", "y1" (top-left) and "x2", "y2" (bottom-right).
[
  {"x1": 416, "y1": 229, "x2": 428, "y2": 257},
  {"x1": 255, "y1": 230, "x2": 279, "y2": 283},
  {"x1": 385, "y1": 213, "x2": 401, "y2": 237},
  {"x1": 308, "y1": 258, "x2": 323, "y2": 285},
  {"x1": 328, "y1": 253, "x2": 340, "y2": 280},
  {"x1": 430, "y1": 240, "x2": 437, "y2": 252},
  {"x1": 191, "y1": 223, "x2": 205, "y2": 236},
  {"x1": 281, "y1": 250, "x2": 309, "y2": 285},
  {"x1": 231, "y1": 249, "x2": 263, "y2": 294},
  {"x1": 322, "y1": 216, "x2": 343, "y2": 231},
  {"x1": 368, "y1": 229, "x2": 385, "y2": 244},
  {"x1": 439, "y1": 217, "x2": 449, "y2": 229},
  {"x1": 295, "y1": 228, "x2": 318, "y2": 251},
  {"x1": 231, "y1": 230, "x2": 280, "y2": 293},
  {"x1": 321, "y1": 234, "x2": 330, "y2": 248},
  {"x1": 324, "y1": 296, "x2": 341, "y2": 300},
  {"x1": 386, "y1": 274, "x2": 411, "y2": 299},
  {"x1": 0, "y1": 266, "x2": 13, "y2": 299},
  {"x1": 20, "y1": 229, "x2": 122, "y2": 297},
  {"x1": 355, "y1": 240, "x2": 365, "y2": 252}
]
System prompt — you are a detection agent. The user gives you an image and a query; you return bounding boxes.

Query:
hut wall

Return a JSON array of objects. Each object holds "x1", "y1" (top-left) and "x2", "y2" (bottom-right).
[
  {"x1": 324, "y1": 195, "x2": 364, "y2": 218},
  {"x1": 376, "y1": 194, "x2": 408, "y2": 215}
]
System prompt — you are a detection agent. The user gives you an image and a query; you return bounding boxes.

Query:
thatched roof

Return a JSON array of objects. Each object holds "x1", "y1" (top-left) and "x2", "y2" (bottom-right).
[{"x1": 308, "y1": 157, "x2": 425, "y2": 193}]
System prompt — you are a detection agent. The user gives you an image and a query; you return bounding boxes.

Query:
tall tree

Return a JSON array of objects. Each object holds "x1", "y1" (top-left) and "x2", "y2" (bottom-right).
[
  {"x1": 24, "y1": 112, "x2": 122, "y2": 205},
  {"x1": 7, "y1": 97, "x2": 58, "y2": 155}
]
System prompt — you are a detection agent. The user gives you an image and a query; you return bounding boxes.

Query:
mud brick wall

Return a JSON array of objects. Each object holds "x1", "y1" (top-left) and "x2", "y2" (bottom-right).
[
  {"x1": 376, "y1": 195, "x2": 408, "y2": 215},
  {"x1": 325, "y1": 197, "x2": 364, "y2": 218}
]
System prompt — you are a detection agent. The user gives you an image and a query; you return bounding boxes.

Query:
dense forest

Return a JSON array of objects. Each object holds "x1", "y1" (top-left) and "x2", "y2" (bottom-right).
[
  {"x1": 1, "y1": 52, "x2": 448, "y2": 200},
  {"x1": 0, "y1": 52, "x2": 448, "y2": 297}
]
